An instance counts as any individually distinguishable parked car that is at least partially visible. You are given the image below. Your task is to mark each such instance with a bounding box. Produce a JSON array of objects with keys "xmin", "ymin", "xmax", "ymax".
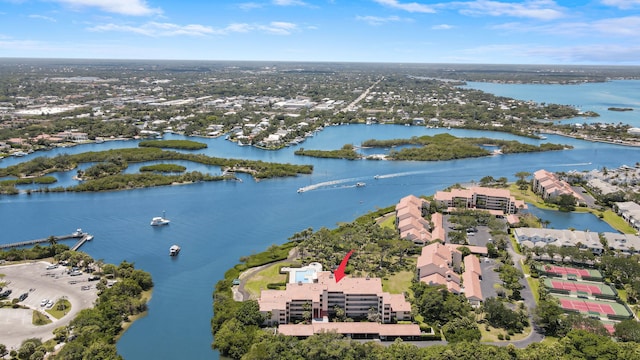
[
  {"xmin": 45, "ymin": 300, "xmax": 54, "ymax": 309},
  {"xmin": 69, "ymin": 271, "xmax": 82, "ymax": 276},
  {"xmin": 40, "ymin": 298, "xmax": 49, "ymax": 307},
  {"xmin": 87, "ymin": 275, "xmax": 101, "ymax": 281},
  {"xmin": 18, "ymin": 293, "xmax": 28, "ymax": 301},
  {"xmin": 46, "ymin": 264, "xmax": 58, "ymax": 270},
  {"xmin": 0, "ymin": 289, "xmax": 12, "ymax": 298}
]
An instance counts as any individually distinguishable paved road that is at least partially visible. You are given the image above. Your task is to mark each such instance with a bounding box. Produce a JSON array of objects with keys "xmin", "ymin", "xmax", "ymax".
[
  {"xmin": 232, "ymin": 248, "xmax": 299, "ymax": 301},
  {"xmin": 0, "ymin": 261, "xmax": 99, "ymax": 351}
]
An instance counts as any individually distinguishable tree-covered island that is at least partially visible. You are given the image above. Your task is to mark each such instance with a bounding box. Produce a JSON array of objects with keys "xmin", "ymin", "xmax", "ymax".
[
  {"xmin": 295, "ymin": 134, "xmax": 570, "ymax": 161},
  {"xmin": 138, "ymin": 139, "xmax": 208, "ymax": 150},
  {"xmin": 0, "ymin": 148, "xmax": 313, "ymax": 194}
]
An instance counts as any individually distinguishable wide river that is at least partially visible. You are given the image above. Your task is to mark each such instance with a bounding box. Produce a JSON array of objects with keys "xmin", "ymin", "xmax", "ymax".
[{"xmin": 1, "ymin": 81, "xmax": 639, "ymax": 359}]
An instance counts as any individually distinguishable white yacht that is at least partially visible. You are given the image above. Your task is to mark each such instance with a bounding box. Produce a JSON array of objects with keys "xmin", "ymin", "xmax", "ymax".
[
  {"xmin": 169, "ymin": 245, "xmax": 181, "ymax": 256},
  {"xmin": 356, "ymin": 182, "xmax": 366, "ymax": 187},
  {"xmin": 150, "ymin": 211, "xmax": 170, "ymax": 226}
]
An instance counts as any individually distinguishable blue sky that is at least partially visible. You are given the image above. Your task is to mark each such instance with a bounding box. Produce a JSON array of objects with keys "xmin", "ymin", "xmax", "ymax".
[{"xmin": 1, "ymin": 0, "xmax": 639, "ymax": 64}]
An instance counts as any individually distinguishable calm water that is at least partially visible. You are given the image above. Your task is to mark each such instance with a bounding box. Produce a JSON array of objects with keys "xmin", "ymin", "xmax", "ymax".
[
  {"xmin": 525, "ymin": 206, "xmax": 616, "ymax": 233},
  {"xmin": 463, "ymin": 80, "xmax": 640, "ymax": 127},
  {"xmin": 1, "ymin": 83, "xmax": 640, "ymax": 359}
]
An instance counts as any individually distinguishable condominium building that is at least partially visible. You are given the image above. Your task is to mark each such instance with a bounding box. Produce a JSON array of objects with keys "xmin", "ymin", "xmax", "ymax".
[
  {"xmin": 416, "ymin": 242, "xmax": 485, "ymax": 305},
  {"xmin": 433, "ymin": 186, "xmax": 525, "ymax": 214},
  {"xmin": 532, "ymin": 169, "xmax": 585, "ymax": 203},
  {"xmin": 395, "ymin": 194, "xmax": 445, "ymax": 244},
  {"xmin": 258, "ymin": 271, "xmax": 412, "ymax": 326}
]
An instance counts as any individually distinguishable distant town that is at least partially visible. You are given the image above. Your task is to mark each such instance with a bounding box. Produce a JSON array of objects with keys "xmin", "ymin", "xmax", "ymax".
[{"xmin": 1, "ymin": 60, "xmax": 639, "ymax": 159}]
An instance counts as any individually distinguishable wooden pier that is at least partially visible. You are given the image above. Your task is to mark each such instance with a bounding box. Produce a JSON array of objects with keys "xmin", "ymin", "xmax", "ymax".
[
  {"xmin": 0, "ymin": 230, "xmax": 94, "ymax": 251},
  {"xmin": 70, "ymin": 234, "xmax": 94, "ymax": 251}
]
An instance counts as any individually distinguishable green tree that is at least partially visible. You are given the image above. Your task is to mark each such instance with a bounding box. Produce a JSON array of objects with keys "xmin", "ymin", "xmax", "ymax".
[
  {"xmin": 236, "ymin": 300, "xmax": 265, "ymax": 326},
  {"xmin": 561, "ymin": 329, "xmax": 619, "ymax": 360},
  {"xmin": 533, "ymin": 298, "xmax": 568, "ymax": 336},
  {"xmin": 212, "ymin": 318, "xmax": 257, "ymax": 359},
  {"xmin": 614, "ymin": 319, "xmax": 640, "ymax": 342},
  {"xmin": 442, "ymin": 316, "xmax": 481, "ymax": 343}
]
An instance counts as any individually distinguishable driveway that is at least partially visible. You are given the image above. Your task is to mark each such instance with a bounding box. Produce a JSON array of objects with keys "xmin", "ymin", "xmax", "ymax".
[{"xmin": 0, "ymin": 261, "xmax": 99, "ymax": 351}]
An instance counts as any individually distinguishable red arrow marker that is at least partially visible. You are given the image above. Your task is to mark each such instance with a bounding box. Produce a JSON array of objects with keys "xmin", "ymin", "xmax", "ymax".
[{"xmin": 334, "ymin": 250, "xmax": 354, "ymax": 283}]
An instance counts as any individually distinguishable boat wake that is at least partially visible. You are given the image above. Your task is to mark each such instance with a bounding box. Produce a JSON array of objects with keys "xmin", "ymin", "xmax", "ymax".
[
  {"xmin": 298, "ymin": 177, "xmax": 365, "ymax": 193},
  {"xmin": 373, "ymin": 170, "xmax": 431, "ymax": 179}
]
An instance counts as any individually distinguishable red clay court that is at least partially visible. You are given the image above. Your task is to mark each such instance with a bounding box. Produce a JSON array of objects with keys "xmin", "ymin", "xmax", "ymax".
[
  {"xmin": 559, "ymin": 298, "xmax": 615, "ymax": 315},
  {"xmin": 550, "ymin": 280, "xmax": 601, "ymax": 294},
  {"xmin": 544, "ymin": 265, "xmax": 590, "ymax": 277}
]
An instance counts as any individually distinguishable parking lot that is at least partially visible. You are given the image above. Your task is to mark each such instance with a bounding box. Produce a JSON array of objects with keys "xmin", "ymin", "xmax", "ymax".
[{"xmin": 0, "ymin": 261, "xmax": 98, "ymax": 351}]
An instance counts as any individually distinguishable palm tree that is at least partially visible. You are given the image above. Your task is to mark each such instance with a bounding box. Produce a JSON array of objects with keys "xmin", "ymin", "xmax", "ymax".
[{"xmin": 47, "ymin": 236, "xmax": 57, "ymax": 246}]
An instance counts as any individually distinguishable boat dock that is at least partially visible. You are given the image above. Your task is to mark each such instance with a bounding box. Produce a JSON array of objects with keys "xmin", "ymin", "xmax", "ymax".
[
  {"xmin": 70, "ymin": 234, "xmax": 94, "ymax": 251},
  {"xmin": 0, "ymin": 230, "xmax": 94, "ymax": 251}
]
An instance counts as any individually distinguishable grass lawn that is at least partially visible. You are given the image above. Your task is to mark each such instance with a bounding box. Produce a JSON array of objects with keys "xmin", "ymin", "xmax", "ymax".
[
  {"xmin": 33, "ymin": 310, "xmax": 52, "ymax": 325},
  {"xmin": 480, "ymin": 323, "xmax": 531, "ymax": 342},
  {"xmin": 521, "ymin": 260, "xmax": 540, "ymax": 303},
  {"xmin": 379, "ymin": 215, "xmax": 396, "ymax": 230},
  {"xmin": 508, "ymin": 184, "xmax": 557, "ymax": 210},
  {"xmin": 601, "ymin": 210, "xmax": 637, "ymax": 234},
  {"xmin": 46, "ymin": 299, "xmax": 71, "ymax": 319},
  {"xmin": 510, "ymin": 235, "xmax": 522, "ymax": 255},
  {"xmin": 617, "ymin": 288, "xmax": 628, "ymax": 302},
  {"xmin": 382, "ymin": 270, "xmax": 414, "ymax": 294},
  {"xmin": 244, "ymin": 262, "xmax": 292, "ymax": 299}
]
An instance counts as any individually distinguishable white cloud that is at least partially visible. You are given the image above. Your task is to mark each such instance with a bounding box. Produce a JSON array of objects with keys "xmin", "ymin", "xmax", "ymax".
[
  {"xmin": 525, "ymin": 44, "xmax": 640, "ymax": 63},
  {"xmin": 492, "ymin": 16, "xmax": 640, "ymax": 38},
  {"xmin": 29, "ymin": 14, "xmax": 57, "ymax": 22},
  {"xmin": 373, "ymin": 0, "xmax": 436, "ymax": 13},
  {"xmin": 238, "ymin": 2, "xmax": 263, "ymax": 10},
  {"xmin": 88, "ymin": 22, "xmax": 214, "ymax": 36},
  {"xmin": 87, "ymin": 20, "xmax": 301, "ymax": 37},
  {"xmin": 53, "ymin": 0, "xmax": 162, "ymax": 16},
  {"xmin": 451, "ymin": 0, "xmax": 565, "ymax": 20},
  {"xmin": 432, "ymin": 24, "xmax": 454, "ymax": 29},
  {"xmin": 356, "ymin": 15, "xmax": 404, "ymax": 26},
  {"xmin": 273, "ymin": 0, "xmax": 307, "ymax": 6},
  {"xmin": 593, "ymin": 16, "xmax": 640, "ymax": 36},
  {"xmin": 258, "ymin": 21, "xmax": 298, "ymax": 35},
  {"xmin": 225, "ymin": 23, "xmax": 253, "ymax": 33},
  {"xmin": 601, "ymin": 0, "xmax": 640, "ymax": 9}
]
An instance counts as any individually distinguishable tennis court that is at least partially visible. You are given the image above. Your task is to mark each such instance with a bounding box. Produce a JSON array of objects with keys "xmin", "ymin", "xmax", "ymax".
[
  {"xmin": 539, "ymin": 265, "xmax": 602, "ymax": 279},
  {"xmin": 544, "ymin": 279, "xmax": 616, "ymax": 296},
  {"xmin": 553, "ymin": 295, "xmax": 631, "ymax": 317}
]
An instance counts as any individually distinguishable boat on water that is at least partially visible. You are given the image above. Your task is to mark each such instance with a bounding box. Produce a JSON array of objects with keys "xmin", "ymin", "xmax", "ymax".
[
  {"xmin": 169, "ymin": 245, "xmax": 181, "ymax": 256},
  {"xmin": 297, "ymin": 188, "xmax": 305, "ymax": 193},
  {"xmin": 356, "ymin": 182, "xmax": 366, "ymax": 187},
  {"xmin": 374, "ymin": 175, "xmax": 380, "ymax": 180},
  {"xmin": 150, "ymin": 211, "xmax": 170, "ymax": 226}
]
